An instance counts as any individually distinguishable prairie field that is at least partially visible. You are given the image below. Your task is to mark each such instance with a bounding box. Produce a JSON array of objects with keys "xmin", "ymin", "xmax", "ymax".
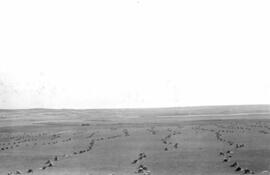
[{"xmin": 0, "ymin": 105, "xmax": 270, "ymax": 175}]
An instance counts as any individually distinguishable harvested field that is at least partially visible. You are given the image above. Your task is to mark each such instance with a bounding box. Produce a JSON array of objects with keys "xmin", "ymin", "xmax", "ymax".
[{"xmin": 0, "ymin": 105, "xmax": 270, "ymax": 175}]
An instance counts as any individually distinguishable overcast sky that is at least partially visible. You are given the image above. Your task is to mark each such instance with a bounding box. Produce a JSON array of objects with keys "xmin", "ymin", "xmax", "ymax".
[{"xmin": 0, "ymin": 0, "xmax": 270, "ymax": 109}]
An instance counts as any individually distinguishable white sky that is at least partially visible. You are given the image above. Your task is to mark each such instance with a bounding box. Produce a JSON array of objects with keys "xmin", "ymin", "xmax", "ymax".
[{"xmin": 0, "ymin": 0, "xmax": 270, "ymax": 109}]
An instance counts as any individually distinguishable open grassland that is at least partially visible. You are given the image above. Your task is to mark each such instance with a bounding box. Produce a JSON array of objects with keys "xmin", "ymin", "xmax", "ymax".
[{"xmin": 0, "ymin": 105, "xmax": 270, "ymax": 175}]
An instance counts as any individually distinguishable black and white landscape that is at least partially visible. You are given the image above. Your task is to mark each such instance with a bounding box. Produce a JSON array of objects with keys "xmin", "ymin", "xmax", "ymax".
[
  {"xmin": 1, "ymin": 105, "xmax": 270, "ymax": 175},
  {"xmin": 1, "ymin": 0, "xmax": 270, "ymax": 174}
]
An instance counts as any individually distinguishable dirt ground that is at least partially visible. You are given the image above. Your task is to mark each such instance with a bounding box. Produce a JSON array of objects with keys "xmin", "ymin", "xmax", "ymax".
[{"xmin": 0, "ymin": 106, "xmax": 270, "ymax": 175}]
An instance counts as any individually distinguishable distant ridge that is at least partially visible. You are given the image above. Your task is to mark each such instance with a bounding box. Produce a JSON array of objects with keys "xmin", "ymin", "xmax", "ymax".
[
  {"xmin": 0, "ymin": 104, "xmax": 270, "ymax": 116},
  {"xmin": 0, "ymin": 105, "xmax": 270, "ymax": 125}
]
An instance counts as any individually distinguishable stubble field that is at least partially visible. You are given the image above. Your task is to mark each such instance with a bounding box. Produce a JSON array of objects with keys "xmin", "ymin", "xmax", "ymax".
[{"xmin": 0, "ymin": 105, "xmax": 270, "ymax": 175}]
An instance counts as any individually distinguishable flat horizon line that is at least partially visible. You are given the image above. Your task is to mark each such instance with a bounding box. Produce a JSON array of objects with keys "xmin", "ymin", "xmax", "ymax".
[{"xmin": 0, "ymin": 104, "xmax": 270, "ymax": 111}]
